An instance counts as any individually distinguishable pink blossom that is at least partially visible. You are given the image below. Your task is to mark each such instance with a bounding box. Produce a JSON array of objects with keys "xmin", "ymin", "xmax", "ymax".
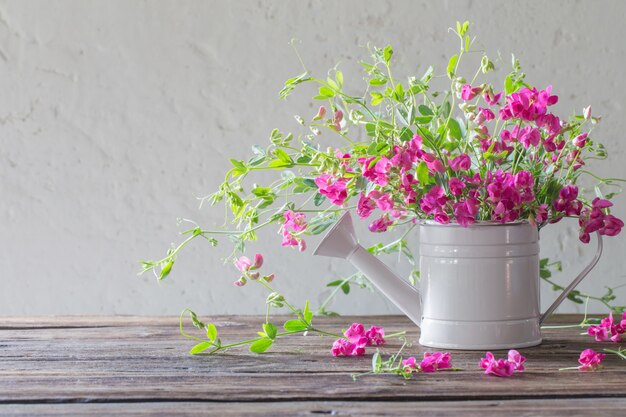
[
  {"xmin": 420, "ymin": 351, "xmax": 452, "ymax": 373},
  {"xmin": 402, "ymin": 356, "xmax": 418, "ymax": 372},
  {"xmin": 461, "ymin": 84, "xmax": 482, "ymax": 100},
  {"xmin": 449, "ymin": 154, "xmax": 471, "ymax": 172},
  {"xmin": 587, "ymin": 312, "xmax": 626, "ymax": 343},
  {"xmin": 420, "ymin": 186, "xmax": 448, "ymax": 215},
  {"xmin": 331, "ymin": 339, "xmax": 365, "ymax": 357},
  {"xmin": 281, "ymin": 210, "xmax": 307, "ymax": 251},
  {"xmin": 507, "ymin": 350, "xmax": 526, "ymax": 371},
  {"xmin": 313, "ymin": 105, "xmax": 327, "ymax": 120},
  {"xmin": 423, "ymin": 153, "xmax": 446, "ymax": 174},
  {"xmin": 234, "ymin": 254, "xmax": 263, "ymax": 273},
  {"xmin": 449, "ymin": 177, "xmax": 466, "ymax": 195},
  {"xmin": 368, "ymin": 214, "xmax": 394, "ymax": 232},
  {"xmin": 453, "ymin": 199, "xmax": 478, "ymax": 227},
  {"xmin": 333, "ymin": 110, "xmax": 343, "ymax": 132},
  {"xmin": 474, "ymin": 107, "xmax": 495, "ymax": 124},
  {"xmin": 535, "ymin": 204, "xmax": 549, "ymax": 223},
  {"xmin": 499, "ymin": 86, "xmax": 557, "ymax": 122},
  {"xmin": 233, "ymin": 277, "xmax": 247, "ymax": 287},
  {"xmin": 368, "ymin": 190, "xmax": 394, "ymax": 212},
  {"xmin": 578, "ymin": 349, "xmax": 605, "ymax": 371},
  {"xmin": 479, "ymin": 350, "xmax": 526, "ymax": 377},
  {"xmin": 365, "ymin": 326, "xmax": 386, "ymax": 346},
  {"xmin": 483, "ymin": 90, "xmax": 503, "ymax": 106},
  {"xmin": 573, "ymin": 133, "xmax": 587, "ymax": 148},
  {"xmin": 315, "ymin": 174, "xmax": 349, "ymax": 206},
  {"xmin": 331, "ymin": 323, "xmax": 386, "ymax": 357},
  {"xmin": 583, "ymin": 106, "xmax": 592, "ymax": 120},
  {"xmin": 518, "ymin": 126, "xmax": 541, "ymax": 148},
  {"xmin": 357, "ymin": 193, "xmax": 376, "ymax": 219},
  {"xmin": 359, "ymin": 156, "xmax": 392, "ymax": 187}
]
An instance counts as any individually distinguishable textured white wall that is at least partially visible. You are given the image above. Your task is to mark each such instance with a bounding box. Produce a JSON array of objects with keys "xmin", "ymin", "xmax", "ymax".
[{"xmin": 1, "ymin": 0, "xmax": 625, "ymax": 316}]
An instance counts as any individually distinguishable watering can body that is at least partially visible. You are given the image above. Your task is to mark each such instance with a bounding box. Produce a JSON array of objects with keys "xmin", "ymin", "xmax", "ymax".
[{"xmin": 314, "ymin": 212, "xmax": 602, "ymax": 350}]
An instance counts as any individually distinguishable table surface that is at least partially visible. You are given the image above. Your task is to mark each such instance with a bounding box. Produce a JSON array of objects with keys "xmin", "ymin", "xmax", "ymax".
[{"xmin": 1, "ymin": 314, "xmax": 625, "ymax": 416}]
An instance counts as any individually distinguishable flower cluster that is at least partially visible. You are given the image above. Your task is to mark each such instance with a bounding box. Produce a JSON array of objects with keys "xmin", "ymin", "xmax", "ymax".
[
  {"xmin": 281, "ymin": 210, "xmax": 308, "ymax": 251},
  {"xmin": 479, "ymin": 350, "xmax": 526, "ymax": 377},
  {"xmin": 233, "ymin": 254, "xmax": 274, "ymax": 286},
  {"xmin": 587, "ymin": 311, "xmax": 626, "ymax": 343},
  {"xmin": 331, "ymin": 323, "xmax": 386, "ymax": 357},
  {"xmin": 578, "ymin": 198, "xmax": 624, "ymax": 243},
  {"xmin": 578, "ymin": 349, "xmax": 605, "ymax": 371},
  {"xmin": 402, "ymin": 351, "xmax": 452, "ymax": 373}
]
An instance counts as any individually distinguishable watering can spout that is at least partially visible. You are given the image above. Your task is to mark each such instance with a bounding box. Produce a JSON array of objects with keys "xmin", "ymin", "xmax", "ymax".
[{"xmin": 314, "ymin": 211, "xmax": 422, "ymax": 327}]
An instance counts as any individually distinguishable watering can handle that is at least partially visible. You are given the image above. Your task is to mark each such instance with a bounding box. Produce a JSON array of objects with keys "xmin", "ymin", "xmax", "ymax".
[{"xmin": 539, "ymin": 231, "xmax": 603, "ymax": 325}]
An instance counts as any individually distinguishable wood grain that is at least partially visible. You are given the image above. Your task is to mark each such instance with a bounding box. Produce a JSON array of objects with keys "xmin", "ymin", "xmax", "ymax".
[{"xmin": 1, "ymin": 315, "xmax": 624, "ymax": 416}]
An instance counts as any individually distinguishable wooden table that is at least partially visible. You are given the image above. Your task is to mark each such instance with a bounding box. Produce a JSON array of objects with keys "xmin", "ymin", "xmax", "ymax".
[{"xmin": 1, "ymin": 315, "xmax": 625, "ymax": 416}]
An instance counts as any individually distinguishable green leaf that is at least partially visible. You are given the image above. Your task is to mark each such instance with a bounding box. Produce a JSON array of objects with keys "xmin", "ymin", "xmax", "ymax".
[
  {"xmin": 190, "ymin": 341, "xmax": 212, "ymax": 355},
  {"xmin": 447, "ymin": 54, "xmax": 458, "ymax": 79},
  {"xmin": 369, "ymin": 77, "xmax": 388, "ymax": 86},
  {"xmin": 540, "ymin": 269, "xmax": 552, "ymax": 279},
  {"xmin": 416, "ymin": 161, "xmax": 430, "ymax": 185},
  {"xmin": 341, "ymin": 282, "xmax": 350, "ymax": 295},
  {"xmin": 418, "ymin": 104, "xmax": 433, "ymax": 116},
  {"xmin": 313, "ymin": 192, "xmax": 326, "ymax": 207},
  {"xmin": 372, "ymin": 350, "xmax": 382, "ymax": 372},
  {"xmin": 159, "ymin": 260, "xmax": 174, "ymax": 281},
  {"xmin": 383, "ymin": 45, "xmax": 393, "ymax": 63},
  {"xmin": 335, "ymin": 70, "xmax": 343, "ymax": 87},
  {"xmin": 448, "ymin": 119, "xmax": 462, "ymax": 140},
  {"xmin": 539, "ymin": 258, "xmax": 549, "ymax": 268},
  {"xmin": 370, "ymin": 92, "xmax": 384, "ymax": 106},
  {"xmin": 283, "ymin": 319, "xmax": 308, "ymax": 332},
  {"xmin": 318, "ymin": 86, "xmax": 335, "ymax": 98},
  {"xmin": 327, "ymin": 280, "xmax": 343, "ymax": 287},
  {"xmin": 274, "ymin": 148, "xmax": 293, "ymax": 164},
  {"xmin": 249, "ymin": 338, "xmax": 273, "ymax": 353},
  {"xmin": 303, "ymin": 300, "xmax": 313, "ymax": 323},
  {"xmin": 505, "ymin": 74, "xmax": 514, "ymax": 95},
  {"xmin": 263, "ymin": 322, "xmax": 277, "ymax": 340},
  {"xmin": 206, "ymin": 323, "xmax": 217, "ymax": 342}
]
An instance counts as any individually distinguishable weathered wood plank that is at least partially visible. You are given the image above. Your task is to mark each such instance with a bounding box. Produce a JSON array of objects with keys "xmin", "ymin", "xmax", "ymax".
[
  {"xmin": 2, "ymin": 399, "xmax": 626, "ymax": 417},
  {"xmin": 0, "ymin": 315, "xmax": 624, "ymax": 405}
]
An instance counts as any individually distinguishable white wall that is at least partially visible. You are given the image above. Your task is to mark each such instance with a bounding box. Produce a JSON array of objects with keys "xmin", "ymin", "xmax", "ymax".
[{"xmin": 1, "ymin": 0, "xmax": 625, "ymax": 316}]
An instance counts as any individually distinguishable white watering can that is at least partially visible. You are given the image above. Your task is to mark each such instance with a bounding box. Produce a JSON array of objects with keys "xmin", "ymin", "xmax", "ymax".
[{"xmin": 314, "ymin": 211, "xmax": 603, "ymax": 350}]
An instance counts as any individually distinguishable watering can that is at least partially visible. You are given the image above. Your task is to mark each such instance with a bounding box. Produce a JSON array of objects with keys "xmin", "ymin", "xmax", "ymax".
[{"xmin": 314, "ymin": 211, "xmax": 603, "ymax": 350}]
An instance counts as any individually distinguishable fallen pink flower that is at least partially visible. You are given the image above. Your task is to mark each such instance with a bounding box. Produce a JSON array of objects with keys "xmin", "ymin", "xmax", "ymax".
[
  {"xmin": 479, "ymin": 350, "xmax": 525, "ymax": 377},
  {"xmin": 420, "ymin": 351, "xmax": 452, "ymax": 373},
  {"xmin": 578, "ymin": 349, "xmax": 605, "ymax": 371}
]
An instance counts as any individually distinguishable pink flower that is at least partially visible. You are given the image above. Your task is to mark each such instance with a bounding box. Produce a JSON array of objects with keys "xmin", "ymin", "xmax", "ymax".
[
  {"xmin": 449, "ymin": 154, "xmax": 471, "ymax": 172},
  {"xmin": 474, "ymin": 107, "xmax": 495, "ymax": 124},
  {"xmin": 402, "ymin": 356, "xmax": 418, "ymax": 372},
  {"xmin": 234, "ymin": 254, "xmax": 263, "ymax": 273},
  {"xmin": 357, "ymin": 193, "xmax": 376, "ymax": 219},
  {"xmin": 420, "ymin": 186, "xmax": 448, "ymax": 215},
  {"xmin": 518, "ymin": 126, "xmax": 541, "ymax": 148},
  {"xmin": 423, "ymin": 153, "xmax": 446, "ymax": 174},
  {"xmin": 507, "ymin": 349, "xmax": 526, "ymax": 371},
  {"xmin": 461, "ymin": 84, "xmax": 481, "ymax": 100},
  {"xmin": 331, "ymin": 339, "xmax": 365, "ymax": 357},
  {"xmin": 365, "ymin": 326, "xmax": 386, "ymax": 346},
  {"xmin": 332, "ymin": 323, "xmax": 386, "ymax": 357},
  {"xmin": 368, "ymin": 214, "xmax": 394, "ymax": 232},
  {"xmin": 453, "ymin": 199, "xmax": 478, "ymax": 227},
  {"xmin": 420, "ymin": 352, "xmax": 452, "ymax": 373},
  {"xmin": 315, "ymin": 174, "xmax": 349, "ymax": 206},
  {"xmin": 573, "ymin": 133, "xmax": 588, "ymax": 148},
  {"xmin": 483, "ymin": 90, "xmax": 503, "ymax": 106},
  {"xmin": 313, "ymin": 105, "xmax": 327, "ymax": 120},
  {"xmin": 479, "ymin": 350, "xmax": 526, "ymax": 377},
  {"xmin": 359, "ymin": 156, "xmax": 392, "ymax": 186},
  {"xmin": 368, "ymin": 191, "xmax": 394, "ymax": 212},
  {"xmin": 578, "ymin": 349, "xmax": 605, "ymax": 371},
  {"xmin": 587, "ymin": 312, "xmax": 626, "ymax": 343},
  {"xmin": 333, "ymin": 110, "xmax": 343, "ymax": 132},
  {"xmin": 281, "ymin": 210, "xmax": 307, "ymax": 251},
  {"xmin": 449, "ymin": 177, "xmax": 466, "ymax": 195}
]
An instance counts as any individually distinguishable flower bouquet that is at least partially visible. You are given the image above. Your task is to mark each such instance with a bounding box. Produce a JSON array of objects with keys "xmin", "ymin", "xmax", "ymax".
[{"xmin": 141, "ymin": 22, "xmax": 624, "ymax": 374}]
